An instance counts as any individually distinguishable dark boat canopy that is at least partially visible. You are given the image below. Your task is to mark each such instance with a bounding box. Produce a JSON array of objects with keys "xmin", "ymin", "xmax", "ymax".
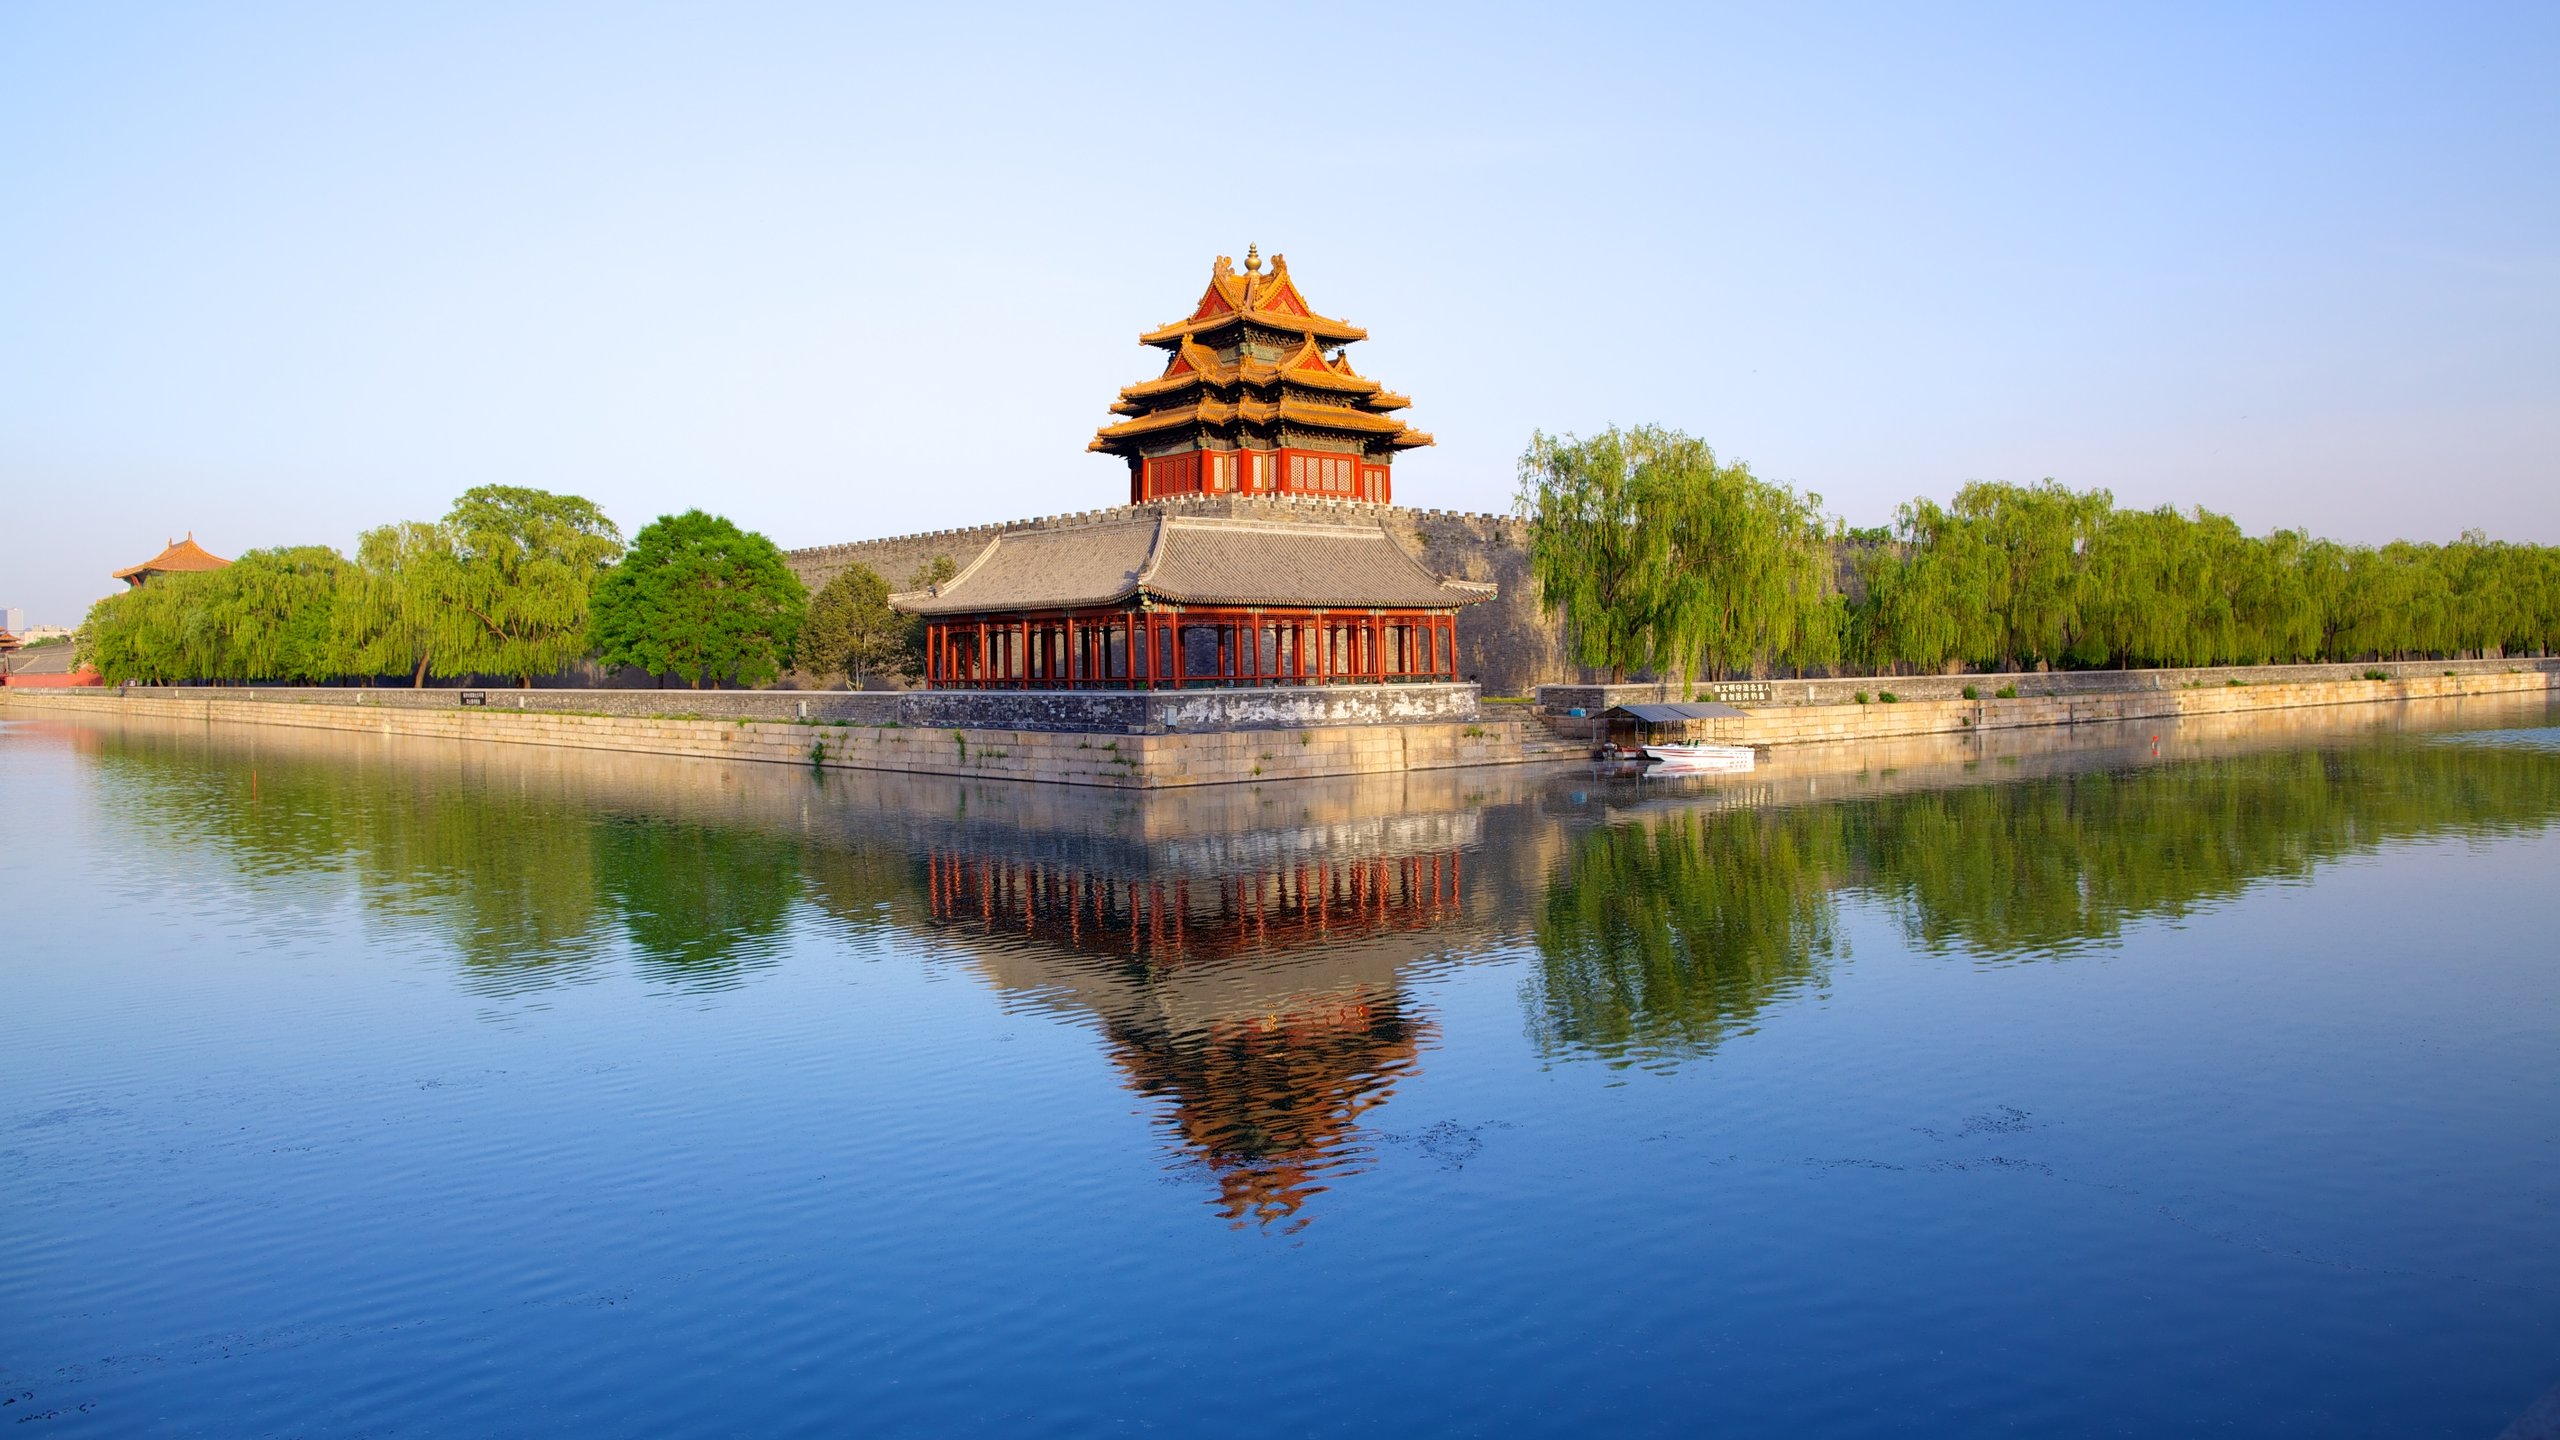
[{"xmin": 1602, "ymin": 701, "xmax": 1749, "ymax": 724}]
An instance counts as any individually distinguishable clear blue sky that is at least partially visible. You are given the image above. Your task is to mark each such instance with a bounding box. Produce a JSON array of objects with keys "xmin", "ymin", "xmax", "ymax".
[{"xmin": 3, "ymin": 2, "xmax": 2554, "ymax": 625}]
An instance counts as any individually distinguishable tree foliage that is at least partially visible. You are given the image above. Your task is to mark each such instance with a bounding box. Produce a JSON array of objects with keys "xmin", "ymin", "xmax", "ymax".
[
  {"xmin": 80, "ymin": 488, "xmax": 622, "ymax": 687},
  {"xmin": 1518, "ymin": 439, "xmax": 2560, "ymax": 679},
  {"xmin": 798, "ymin": 564, "xmax": 910, "ymax": 689},
  {"xmin": 334, "ymin": 520, "xmax": 457, "ymax": 686},
  {"xmin": 1848, "ymin": 487, "xmax": 2560, "ymax": 672},
  {"xmin": 590, "ymin": 510, "xmax": 808, "ymax": 688},
  {"xmin": 438, "ymin": 486, "xmax": 624, "ymax": 684},
  {"xmin": 1518, "ymin": 426, "xmax": 1841, "ymax": 683},
  {"xmin": 79, "ymin": 546, "xmax": 352, "ymax": 684}
]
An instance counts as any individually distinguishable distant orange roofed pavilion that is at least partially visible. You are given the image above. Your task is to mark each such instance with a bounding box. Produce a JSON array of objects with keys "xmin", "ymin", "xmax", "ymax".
[
  {"xmin": 112, "ymin": 534, "xmax": 231, "ymax": 588},
  {"xmin": 1091, "ymin": 245, "xmax": 1432, "ymax": 506}
]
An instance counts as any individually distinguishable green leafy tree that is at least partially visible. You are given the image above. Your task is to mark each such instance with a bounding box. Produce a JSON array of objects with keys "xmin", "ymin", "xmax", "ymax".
[
  {"xmin": 590, "ymin": 510, "xmax": 808, "ymax": 688},
  {"xmin": 210, "ymin": 546, "xmax": 350, "ymax": 681},
  {"xmin": 1517, "ymin": 427, "xmax": 1685, "ymax": 682},
  {"xmin": 799, "ymin": 564, "xmax": 910, "ymax": 689},
  {"xmin": 80, "ymin": 549, "xmax": 348, "ymax": 683},
  {"xmin": 334, "ymin": 520, "xmax": 458, "ymax": 686},
  {"xmin": 1664, "ymin": 459, "xmax": 1842, "ymax": 681},
  {"xmin": 440, "ymin": 486, "xmax": 624, "ymax": 685},
  {"xmin": 1518, "ymin": 426, "xmax": 1838, "ymax": 683}
]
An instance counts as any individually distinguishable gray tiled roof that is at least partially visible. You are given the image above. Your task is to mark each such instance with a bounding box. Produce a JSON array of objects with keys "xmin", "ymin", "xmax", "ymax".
[
  {"xmin": 888, "ymin": 517, "xmax": 1159, "ymax": 616},
  {"xmin": 890, "ymin": 513, "xmax": 1494, "ymax": 616}
]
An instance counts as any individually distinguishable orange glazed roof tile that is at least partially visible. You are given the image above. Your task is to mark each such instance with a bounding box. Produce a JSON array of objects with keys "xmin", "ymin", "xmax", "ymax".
[
  {"xmin": 1097, "ymin": 250, "xmax": 1432, "ymax": 460},
  {"xmin": 1115, "ymin": 337, "xmax": 1393, "ymax": 405},
  {"xmin": 1088, "ymin": 398, "xmax": 1421, "ymax": 448},
  {"xmin": 1139, "ymin": 253, "xmax": 1369, "ymax": 346},
  {"xmin": 112, "ymin": 533, "xmax": 231, "ymax": 583}
]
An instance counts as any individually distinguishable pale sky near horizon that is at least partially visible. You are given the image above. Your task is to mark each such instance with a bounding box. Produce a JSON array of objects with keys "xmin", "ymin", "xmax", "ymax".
[{"xmin": 3, "ymin": 2, "xmax": 2554, "ymax": 625}]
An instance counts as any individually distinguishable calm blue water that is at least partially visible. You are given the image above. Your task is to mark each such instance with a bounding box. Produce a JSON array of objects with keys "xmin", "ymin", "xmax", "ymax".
[{"xmin": 4, "ymin": 698, "xmax": 2558, "ymax": 1437}]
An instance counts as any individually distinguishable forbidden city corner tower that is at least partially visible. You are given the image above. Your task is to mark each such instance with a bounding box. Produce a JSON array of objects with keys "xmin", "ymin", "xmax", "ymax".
[{"xmin": 1090, "ymin": 246, "xmax": 1433, "ymax": 506}]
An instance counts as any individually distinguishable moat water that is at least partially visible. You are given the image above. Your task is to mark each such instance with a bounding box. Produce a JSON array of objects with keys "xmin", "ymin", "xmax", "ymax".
[{"xmin": 5, "ymin": 697, "xmax": 2558, "ymax": 1437}]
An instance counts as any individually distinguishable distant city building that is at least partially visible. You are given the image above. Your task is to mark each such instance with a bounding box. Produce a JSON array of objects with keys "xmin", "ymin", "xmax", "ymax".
[
  {"xmin": 112, "ymin": 534, "xmax": 231, "ymax": 588},
  {"xmin": 1, "ymin": 607, "xmax": 22, "ymax": 635}
]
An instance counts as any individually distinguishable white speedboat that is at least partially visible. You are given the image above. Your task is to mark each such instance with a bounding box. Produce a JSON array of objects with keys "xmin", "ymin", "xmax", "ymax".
[{"xmin": 1641, "ymin": 742, "xmax": 1757, "ymax": 773}]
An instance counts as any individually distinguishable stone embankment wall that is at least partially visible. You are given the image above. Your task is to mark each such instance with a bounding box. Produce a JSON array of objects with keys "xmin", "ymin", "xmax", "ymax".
[
  {"xmin": 1539, "ymin": 656, "xmax": 2559, "ymax": 714},
  {"xmin": 96, "ymin": 682, "xmax": 1480, "ymax": 733},
  {"xmin": 1705, "ymin": 669, "xmax": 2550, "ymax": 747},
  {"xmin": 785, "ymin": 495, "xmax": 1567, "ymax": 699},
  {"xmin": 15, "ymin": 665, "xmax": 2546, "ymax": 790},
  {"xmin": 4, "ymin": 689, "xmax": 1525, "ymax": 790}
]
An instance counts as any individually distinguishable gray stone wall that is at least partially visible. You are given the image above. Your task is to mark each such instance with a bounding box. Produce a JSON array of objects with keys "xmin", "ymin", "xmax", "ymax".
[
  {"xmin": 1537, "ymin": 655, "xmax": 2560, "ymax": 713},
  {"xmin": 783, "ymin": 495, "xmax": 1564, "ymax": 698},
  {"xmin": 109, "ymin": 681, "xmax": 1481, "ymax": 734}
]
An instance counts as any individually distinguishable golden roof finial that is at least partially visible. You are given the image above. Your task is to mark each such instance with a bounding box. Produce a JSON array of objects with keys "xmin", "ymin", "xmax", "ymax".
[{"xmin": 1243, "ymin": 243, "xmax": 1261, "ymax": 274}]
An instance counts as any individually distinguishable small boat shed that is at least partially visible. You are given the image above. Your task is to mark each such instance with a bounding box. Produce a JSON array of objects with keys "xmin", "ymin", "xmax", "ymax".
[{"xmin": 1599, "ymin": 700, "xmax": 1749, "ymax": 746}]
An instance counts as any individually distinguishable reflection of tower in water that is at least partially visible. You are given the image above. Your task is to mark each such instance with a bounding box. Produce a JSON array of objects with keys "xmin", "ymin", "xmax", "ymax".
[
  {"xmin": 925, "ymin": 849, "xmax": 1461, "ymax": 959},
  {"xmin": 927, "ymin": 845, "xmax": 1465, "ymax": 1229}
]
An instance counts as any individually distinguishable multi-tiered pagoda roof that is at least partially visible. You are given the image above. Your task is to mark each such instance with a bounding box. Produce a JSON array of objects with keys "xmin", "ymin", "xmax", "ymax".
[
  {"xmin": 1091, "ymin": 247, "xmax": 1431, "ymax": 505},
  {"xmin": 890, "ymin": 250, "xmax": 1489, "ymax": 694}
]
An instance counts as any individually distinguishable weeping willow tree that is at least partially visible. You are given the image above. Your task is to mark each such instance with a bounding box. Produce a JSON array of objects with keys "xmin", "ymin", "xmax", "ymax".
[
  {"xmin": 1853, "ymin": 498, "xmax": 2004, "ymax": 674},
  {"xmin": 78, "ymin": 547, "xmax": 349, "ymax": 683},
  {"xmin": 1518, "ymin": 426, "xmax": 1842, "ymax": 684},
  {"xmin": 334, "ymin": 520, "xmax": 458, "ymax": 686},
  {"xmin": 440, "ymin": 486, "xmax": 624, "ymax": 685},
  {"xmin": 79, "ymin": 487, "xmax": 624, "ymax": 687},
  {"xmin": 1516, "ymin": 427, "xmax": 1684, "ymax": 682},
  {"xmin": 1664, "ymin": 455, "xmax": 1843, "ymax": 681},
  {"xmin": 80, "ymin": 574, "xmax": 206, "ymax": 683},
  {"xmin": 1851, "ymin": 487, "xmax": 2560, "ymax": 671}
]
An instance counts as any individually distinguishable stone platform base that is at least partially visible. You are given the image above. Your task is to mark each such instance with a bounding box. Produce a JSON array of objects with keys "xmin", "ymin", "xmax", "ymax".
[
  {"xmin": 2, "ymin": 689, "xmax": 1523, "ymax": 789},
  {"xmin": 11, "ymin": 668, "xmax": 2547, "ymax": 789},
  {"xmin": 98, "ymin": 681, "xmax": 1479, "ymax": 733}
]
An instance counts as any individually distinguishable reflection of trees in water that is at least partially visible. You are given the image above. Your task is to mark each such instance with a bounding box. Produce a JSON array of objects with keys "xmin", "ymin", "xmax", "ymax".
[
  {"xmin": 79, "ymin": 717, "xmax": 2560, "ymax": 1192},
  {"xmin": 593, "ymin": 816, "xmax": 802, "ymax": 987},
  {"xmin": 90, "ymin": 741, "xmax": 613, "ymax": 984},
  {"xmin": 798, "ymin": 842, "xmax": 922, "ymax": 949},
  {"xmin": 1531, "ymin": 808, "xmax": 1846, "ymax": 1068},
  {"xmin": 1857, "ymin": 744, "xmax": 2560, "ymax": 959},
  {"xmin": 82, "ymin": 730, "xmax": 894, "ymax": 989},
  {"xmin": 1532, "ymin": 739, "xmax": 2560, "ymax": 1066}
]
